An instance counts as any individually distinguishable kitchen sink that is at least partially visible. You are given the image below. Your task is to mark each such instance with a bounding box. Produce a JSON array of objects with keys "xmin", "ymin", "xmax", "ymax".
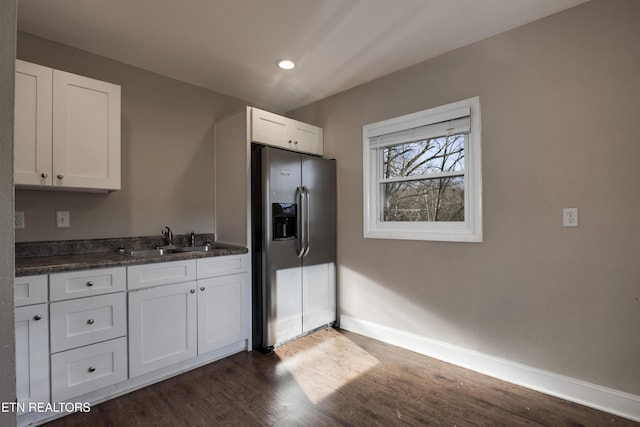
[{"xmin": 118, "ymin": 245, "xmax": 213, "ymax": 257}]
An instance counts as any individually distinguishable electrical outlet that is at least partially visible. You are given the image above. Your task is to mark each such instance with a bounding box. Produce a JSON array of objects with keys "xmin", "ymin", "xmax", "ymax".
[
  {"xmin": 563, "ymin": 208, "xmax": 578, "ymax": 227},
  {"xmin": 15, "ymin": 211, "xmax": 25, "ymax": 229},
  {"xmin": 56, "ymin": 211, "xmax": 70, "ymax": 228}
]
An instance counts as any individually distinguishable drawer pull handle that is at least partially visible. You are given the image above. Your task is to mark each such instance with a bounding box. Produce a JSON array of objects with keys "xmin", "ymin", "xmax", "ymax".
[
  {"xmin": 87, "ymin": 319, "xmax": 95, "ymax": 325},
  {"xmin": 33, "ymin": 314, "xmax": 43, "ymax": 321},
  {"xmin": 87, "ymin": 281, "xmax": 94, "ymax": 287},
  {"xmin": 88, "ymin": 366, "xmax": 96, "ymax": 373},
  {"xmin": 190, "ymin": 289, "xmax": 195, "ymax": 294},
  {"xmin": 200, "ymin": 286, "xmax": 205, "ymax": 291}
]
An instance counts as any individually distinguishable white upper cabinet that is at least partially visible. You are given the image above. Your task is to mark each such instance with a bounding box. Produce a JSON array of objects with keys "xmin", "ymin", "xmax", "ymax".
[
  {"xmin": 251, "ymin": 107, "xmax": 323, "ymax": 156},
  {"xmin": 15, "ymin": 60, "xmax": 121, "ymax": 191},
  {"xmin": 14, "ymin": 61, "xmax": 53, "ymax": 186},
  {"xmin": 52, "ymin": 69, "xmax": 121, "ymax": 190}
]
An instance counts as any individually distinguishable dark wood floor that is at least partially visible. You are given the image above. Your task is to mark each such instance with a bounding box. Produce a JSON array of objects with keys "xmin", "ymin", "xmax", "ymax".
[{"xmin": 45, "ymin": 328, "xmax": 637, "ymax": 426}]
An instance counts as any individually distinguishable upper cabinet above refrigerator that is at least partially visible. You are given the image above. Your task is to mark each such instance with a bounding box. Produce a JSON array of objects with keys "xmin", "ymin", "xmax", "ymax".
[
  {"xmin": 251, "ymin": 107, "xmax": 323, "ymax": 156},
  {"xmin": 214, "ymin": 107, "xmax": 326, "ymax": 247}
]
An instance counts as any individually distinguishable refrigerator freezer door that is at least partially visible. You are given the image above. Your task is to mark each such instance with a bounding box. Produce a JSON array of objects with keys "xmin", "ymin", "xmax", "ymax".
[
  {"xmin": 301, "ymin": 155, "xmax": 336, "ymax": 266},
  {"xmin": 301, "ymin": 153, "xmax": 337, "ymax": 334}
]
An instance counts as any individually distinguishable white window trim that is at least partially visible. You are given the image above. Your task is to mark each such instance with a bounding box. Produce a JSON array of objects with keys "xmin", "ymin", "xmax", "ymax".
[{"xmin": 363, "ymin": 96, "xmax": 482, "ymax": 242}]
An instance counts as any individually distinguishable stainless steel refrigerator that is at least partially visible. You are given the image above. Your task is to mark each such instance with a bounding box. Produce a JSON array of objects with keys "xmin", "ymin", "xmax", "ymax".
[{"xmin": 251, "ymin": 145, "xmax": 336, "ymax": 349}]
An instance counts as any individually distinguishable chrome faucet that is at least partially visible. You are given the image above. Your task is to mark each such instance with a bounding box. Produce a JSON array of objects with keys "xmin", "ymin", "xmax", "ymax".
[{"xmin": 162, "ymin": 226, "xmax": 173, "ymax": 246}]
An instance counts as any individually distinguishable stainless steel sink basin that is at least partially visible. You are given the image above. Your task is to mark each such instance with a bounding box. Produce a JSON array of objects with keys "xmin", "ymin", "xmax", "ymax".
[{"xmin": 118, "ymin": 245, "xmax": 213, "ymax": 257}]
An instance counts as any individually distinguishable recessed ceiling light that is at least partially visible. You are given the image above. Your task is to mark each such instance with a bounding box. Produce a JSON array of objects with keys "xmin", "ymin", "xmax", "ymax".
[{"xmin": 276, "ymin": 59, "xmax": 296, "ymax": 70}]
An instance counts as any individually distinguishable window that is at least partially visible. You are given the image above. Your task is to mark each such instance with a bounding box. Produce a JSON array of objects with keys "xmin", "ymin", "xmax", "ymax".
[{"xmin": 363, "ymin": 97, "xmax": 482, "ymax": 242}]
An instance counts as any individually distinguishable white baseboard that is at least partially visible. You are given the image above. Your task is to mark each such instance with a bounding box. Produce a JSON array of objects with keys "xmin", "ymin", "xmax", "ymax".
[{"xmin": 339, "ymin": 315, "xmax": 640, "ymax": 422}]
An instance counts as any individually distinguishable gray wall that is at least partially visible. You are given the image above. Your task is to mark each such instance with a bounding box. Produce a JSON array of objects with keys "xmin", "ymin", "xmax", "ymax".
[
  {"xmin": 0, "ymin": 0, "xmax": 17, "ymax": 425},
  {"xmin": 15, "ymin": 32, "xmax": 248, "ymax": 242},
  {"xmin": 291, "ymin": 0, "xmax": 640, "ymax": 395}
]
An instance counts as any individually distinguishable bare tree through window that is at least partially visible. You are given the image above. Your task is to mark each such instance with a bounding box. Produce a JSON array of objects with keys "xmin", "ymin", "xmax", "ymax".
[{"xmin": 381, "ymin": 134, "xmax": 465, "ymax": 222}]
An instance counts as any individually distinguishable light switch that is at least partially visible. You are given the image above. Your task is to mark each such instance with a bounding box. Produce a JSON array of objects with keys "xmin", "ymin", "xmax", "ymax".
[
  {"xmin": 56, "ymin": 211, "xmax": 70, "ymax": 228},
  {"xmin": 15, "ymin": 211, "xmax": 25, "ymax": 229}
]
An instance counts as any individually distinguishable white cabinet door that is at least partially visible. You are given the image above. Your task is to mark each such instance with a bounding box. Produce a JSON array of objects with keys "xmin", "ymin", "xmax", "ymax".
[
  {"xmin": 128, "ymin": 281, "xmax": 197, "ymax": 377},
  {"xmin": 292, "ymin": 120, "xmax": 323, "ymax": 156},
  {"xmin": 251, "ymin": 107, "xmax": 290, "ymax": 149},
  {"xmin": 251, "ymin": 107, "xmax": 323, "ymax": 156},
  {"xmin": 197, "ymin": 273, "xmax": 249, "ymax": 354},
  {"xmin": 52, "ymin": 69, "xmax": 121, "ymax": 190},
  {"xmin": 14, "ymin": 60, "xmax": 53, "ymax": 187},
  {"xmin": 15, "ymin": 304, "xmax": 49, "ymax": 410}
]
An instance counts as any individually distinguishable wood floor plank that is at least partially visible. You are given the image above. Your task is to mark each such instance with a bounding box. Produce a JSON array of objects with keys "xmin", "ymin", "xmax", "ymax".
[{"xmin": 44, "ymin": 328, "xmax": 638, "ymax": 427}]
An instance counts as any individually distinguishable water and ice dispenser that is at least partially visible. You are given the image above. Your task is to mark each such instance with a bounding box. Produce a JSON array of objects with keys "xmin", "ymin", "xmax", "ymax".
[{"xmin": 272, "ymin": 203, "xmax": 297, "ymax": 240}]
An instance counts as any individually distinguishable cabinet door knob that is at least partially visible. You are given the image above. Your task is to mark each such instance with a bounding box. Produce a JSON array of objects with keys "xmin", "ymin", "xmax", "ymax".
[
  {"xmin": 190, "ymin": 289, "xmax": 195, "ymax": 294},
  {"xmin": 40, "ymin": 172, "xmax": 48, "ymax": 179},
  {"xmin": 88, "ymin": 366, "xmax": 96, "ymax": 373},
  {"xmin": 87, "ymin": 319, "xmax": 95, "ymax": 325},
  {"xmin": 200, "ymin": 286, "xmax": 205, "ymax": 291},
  {"xmin": 86, "ymin": 281, "xmax": 94, "ymax": 287},
  {"xmin": 288, "ymin": 140, "xmax": 293, "ymax": 144},
  {"xmin": 294, "ymin": 140, "xmax": 298, "ymax": 145},
  {"xmin": 57, "ymin": 174, "xmax": 64, "ymax": 180},
  {"xmin": 33, "ymin": 314, "xmax": 43, "ymax": 321}
]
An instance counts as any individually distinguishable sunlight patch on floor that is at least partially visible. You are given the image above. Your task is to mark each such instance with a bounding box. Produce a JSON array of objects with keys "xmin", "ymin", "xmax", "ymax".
[{"xmin": 275, "ymin": 330, "xmax": 379, "ymax": 404}]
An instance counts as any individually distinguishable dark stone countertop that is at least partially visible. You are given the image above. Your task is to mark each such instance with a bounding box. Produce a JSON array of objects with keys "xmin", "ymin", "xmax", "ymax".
[{"xmin": 15, "ymin": 234, "xmax": 248, "ymax": 277}]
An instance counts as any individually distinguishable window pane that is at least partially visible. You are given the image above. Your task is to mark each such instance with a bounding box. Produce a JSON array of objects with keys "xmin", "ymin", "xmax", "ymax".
[
  {"xmin": 383, "ymin": 176, "xmax": 464, "ymax": 222},
  {"xmin": 382, "ymin": 134, "xmax": 465, "ymax": 179}
]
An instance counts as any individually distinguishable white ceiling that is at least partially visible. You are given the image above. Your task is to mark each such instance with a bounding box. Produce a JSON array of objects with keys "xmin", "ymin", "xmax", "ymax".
[{"xmin": 17, "ymin": 0, "xmax": 588, "ymax": 113}]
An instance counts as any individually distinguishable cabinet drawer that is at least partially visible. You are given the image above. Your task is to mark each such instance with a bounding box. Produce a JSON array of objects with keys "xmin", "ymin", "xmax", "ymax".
[
  {"xmin": 127, "ymin": 259, "xmax": 196, "ymax": 290},
  {"xmin": 14, "ymin": 275, "xmax": 48, "ymax": 306},
  {"xmin": 196, "ymin": 254, "xmax": 248, "ymax": 279},
  {"xmin": 50, "ymin": 293, "xmax": 126, "ymax": 353},
  {"xmin": 51, "ymin": 337, "xmax": 127, "ymax": 402},
  {"xmin": 50, "ymin": 267, "xmax": 126, "ymax": 301}
]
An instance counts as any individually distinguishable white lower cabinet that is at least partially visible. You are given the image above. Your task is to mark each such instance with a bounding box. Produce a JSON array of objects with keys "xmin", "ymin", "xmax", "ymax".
[
  {"xmin": 51, "ymin": 337, "xmax": 128, "ymax": 402},
  {"xmin": 128, "ymin": 280, "xmax": 198, "ymax": 377},
  {"xmin": 128, "ymin": 255, "xmax": 251, "ymax": 377},
  {"xmin": 15, "ymin": 303, "xmax": 49, "ymax": 410},
  {"xmin": 197, "ymin": 273, "xmax": 249, "ymax": 354},
  {"xmin": 16, "ymin": 253, "xmax": 249, "ymax": 425}
]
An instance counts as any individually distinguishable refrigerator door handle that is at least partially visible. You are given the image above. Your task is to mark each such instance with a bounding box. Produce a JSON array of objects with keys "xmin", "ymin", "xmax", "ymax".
[
  {"xmin": 296, "ymin": 186, "xmax": 306, "ymax": 258},
  {"xmin": 303, "ymin": 186, "xmax": 311, "ymax": 257}
]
